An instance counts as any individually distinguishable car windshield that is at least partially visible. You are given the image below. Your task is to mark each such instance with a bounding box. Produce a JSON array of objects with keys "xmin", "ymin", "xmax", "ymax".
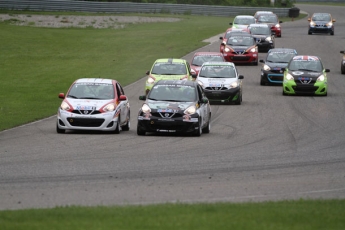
[
  {"xmin": 199, "ymin": 65, "xmax": 236, "ymax": 78},
  {"xmin": 67, "ymin": 83, "xmax": 114, "ymax": 99},
  {"xmin": 250, "ymin": 26, "xmax": 271, "ymax": 35},
  {"xmin": 151, "ymin": 63, "xmax": 187, "ymax": 75},
  {"xmin": 225, "ymin": 31, "xmax": 248, "ymax": 38},
  {"xmin": 148, "ymin": 85, "xmax": 196, "ymax": 102},
  {"xmin": 234, "ymin": 17, "xmax": 255, "ymax": 25},
  {"xmin": 258, "ymin": 15, "xmax": 278, "ymax": 23},
  {"xmin": 227, "ymin": 36, "xmax": 254, "ymax": 46},
  {"xmin": 192, "ymin": 55, "xmax": 224, "ymax": 66},
  {"xmin": 312, "ymin": 14, "xmax": 331, "ymax": 21},
  {"xmin": 288, "ymin": 60, "xmax": 323, "ymax": 72},
  {"xmin": 267, "ymin": 52, "xmax": 296, "ymax": 63}
]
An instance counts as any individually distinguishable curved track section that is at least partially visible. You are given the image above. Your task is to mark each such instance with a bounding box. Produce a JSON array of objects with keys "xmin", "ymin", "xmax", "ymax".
[{"xmin": 1, "ymin": 4, "xmax": 345, "ymax": 210}]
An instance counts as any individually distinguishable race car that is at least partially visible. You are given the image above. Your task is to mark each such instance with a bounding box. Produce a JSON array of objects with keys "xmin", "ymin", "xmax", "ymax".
[
  {"xmin": 340, "ymin": 51, "xmax": 345, "ymax": 74},
  {"xmin": 256, "ymin": 13, "xmax": 283, "ymax": 37},
  {"xmin": 190, "ymin": 52, "xmax": 225, "ymax": 75},
  {"xmin": 248, "ymin": 23, "xmax": 275, "ymax": 52},
  {"xmin": 230, "ymin": 15, "xmax": 256, "ymax": 29},
  {"xmin": 195, "ymin": 62, "xmax": 244, "ymax": 105},
  {"xmin": 221, "ymin": 33, "xmax": 258, "ymax": 65},
  {"xmin": 259, "ymin": 48, "xmax": 297, "ymax": 85},
  {"xmin": 254, "ymin": 11, "xmax": 274, "ymax": 21},
  {"xmin": 308, "ymin": 13, "xmax": 335, "ymax": 35},
  {"xmin": 56, "ymin": 78, "xmax": 130, "ymax": 134},
  {"xmin": 219, "ymin": 28, "xmax": 250, "ymax": 52},
  {"xmin": 144, "ymin": 58, "xmax": 193, "ymax": 95},
  {"xmin": 137, "ymin": 80, "xmax": 211, "ymax": 136},
  {"xmin": 282, "ymin": 55, "xmax": 329, "ymax": 96}
]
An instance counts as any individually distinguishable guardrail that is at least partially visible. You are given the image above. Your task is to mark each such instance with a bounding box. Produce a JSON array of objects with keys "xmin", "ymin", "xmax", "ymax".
[{"xmin": 0, "ymin": 0, "xmax": 290, "ymax": 17}]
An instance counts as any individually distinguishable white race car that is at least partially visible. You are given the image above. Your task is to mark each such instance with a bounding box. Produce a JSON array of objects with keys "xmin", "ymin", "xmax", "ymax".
[{"xmin": 56, "ymin": 78, "xmax": 130, "ymax": 134}]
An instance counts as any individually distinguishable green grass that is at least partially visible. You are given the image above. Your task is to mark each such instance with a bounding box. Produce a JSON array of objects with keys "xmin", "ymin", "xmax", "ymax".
[{"xmin": 0, "ymin": 200, "xmax": 344, "ymax": 229}]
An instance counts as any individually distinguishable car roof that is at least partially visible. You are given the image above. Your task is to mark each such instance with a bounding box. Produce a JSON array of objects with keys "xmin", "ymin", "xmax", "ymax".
[
  {"xmin": 249, "ymin": 23, "xmax": 270, "ymax": 28},
  {"xmin": 202, "ymin": 61, "xmax": 236, "ymax": 67},
  {"xmin": 154, "ymin": 58, "xmax": 186, "ymax": 64},
  {"xmin": 268, "ymin": 48, "xmax": 297, "ymax": 54},
  {"xmin": 74, "ymin": 78, "xmax": 114, "ymax": 84},
  {"xmin": 292, "ymin": 55, "xmax": 320, "ymax": 61},
  {"xmin": 235, "ymin": 15, "xmax": 255, "ymax": 18},
  {"xmin": 154, "ymin": 80, "xmax": 198, "ymax": 87},
  {"xmin": 193, "ymin": 52, "xmax": 223, "ymax": 56}
]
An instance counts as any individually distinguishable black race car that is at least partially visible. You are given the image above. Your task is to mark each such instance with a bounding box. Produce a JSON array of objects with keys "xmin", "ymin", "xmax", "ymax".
[
  {"xmin": 259, "ymin": 48, "xmax": 297, "ymax": 85},
  {"xmin": 248, "ymin": 23, "xmax": 274, "ymax": 52},
  {"xmin": 137, "ymin": 80, "xmax": 211, "ymax": 136}
]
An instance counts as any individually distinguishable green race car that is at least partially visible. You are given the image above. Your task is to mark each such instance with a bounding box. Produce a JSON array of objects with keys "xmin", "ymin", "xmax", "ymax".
[
  {"xmin": 282, "ymin": 55, "xmax": 329, "ymax": 96},
  {"xmin": 144, "ymin": 58, "xmax": 194, "ymax": 95}
]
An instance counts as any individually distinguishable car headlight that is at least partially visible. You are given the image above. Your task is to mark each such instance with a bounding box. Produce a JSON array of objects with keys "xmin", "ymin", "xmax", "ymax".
[
  {"xmin": 286, "ymin": 73, "xmax": 294, "ymax": 81},
  {"xmin": 263, "ymin": 64, "xmax": 271, "ymax": 71},
  {"xmin": 141, "ymin": 104, "xmax": 151, "ymax": 113},
  {"xmin": 317, "ymin": 74, "xmax": 325, "ymax": 82},
  {"xmin": 184, "ymin": 105, "xmax": 196, "ymax": 115},
  {"xmin": 224, "ymin": 47, "xmax": 231, "ymax": 52},
  {"xmin": 60, "ymin": 101, "xmax": 71, "ymax": 111},
  {"xmin": 229, "ymin": 81, "xmax": 239, "ymax": 88},
  {"xmin": 275, "ymin": 24, "xmax": 280, "ymax": 28},
  {"xmin": 103, "ymin": 103, "xmax": 116, "ymax": 112},
  {"xmin": 310, "ymin": 22, "xmax": 316, "ymax": 27},
  {"xmin": 197, "ymin": 80, "xmax": 204, "ymax": 87},
  {"xmin": 147, "ymin": 76, "xmax": 155, "ymax": 84},
  {"xmin": 265, "ymin": 36, "xmax": 272, "ymax": 42},
  {"xmin": 326, "ymin": 22, "xmax": 333, "ymax": 27},
  {"xmin": 249, "ymin": 47, "xmax": 257, "ymax": 53}
]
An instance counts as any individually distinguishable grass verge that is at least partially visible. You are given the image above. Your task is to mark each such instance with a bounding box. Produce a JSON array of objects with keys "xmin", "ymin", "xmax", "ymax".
[{"xmin": 1, "ymin": 199, "xmax": 345, "ymax": 229}]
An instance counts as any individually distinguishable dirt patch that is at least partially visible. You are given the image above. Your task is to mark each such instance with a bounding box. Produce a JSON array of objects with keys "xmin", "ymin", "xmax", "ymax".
[{"xmin": 0, "ymin": 14, "xmax": 181, "ymax": 29}]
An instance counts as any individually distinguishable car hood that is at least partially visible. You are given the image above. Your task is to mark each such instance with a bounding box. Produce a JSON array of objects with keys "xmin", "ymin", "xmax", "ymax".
[
  {"xmin": 266, "ymin": 62, "xmax": 288, "ymax": 68},
  {"xmin": 312, "ymin": 20, "xmax": 329, "ymax": 25},
  {"xmin": 234, "ymin": 24, "xmax": 250, "ymax": 29},
  {"xmin": 230, "ymin": 45, "xmax": 252, "ymax": 51},
  {"xmin": 252, "ymin": 35, "xmax": 269, "ymax": 40},
  {"xmin": 289, "ymin": 70, "xmax": 324, "ymax": 79},
  {"xmin": 198, "ymin": 76, "xmax": 237, "ymax": 86},
  {"xmin": 65, "ymin": 98, "xmax": 114, "ymax": 110},
  {"xmin": 151, "ymin": 74, "xmax": 189, "ymax": 80},
  {"xmin": 147, "ymin": 100, "xmax": 195, "ymax": 111}
]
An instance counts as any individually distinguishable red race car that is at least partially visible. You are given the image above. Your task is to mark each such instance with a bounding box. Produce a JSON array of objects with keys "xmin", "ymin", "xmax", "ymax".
[
  {"xmin": 221, "ymin": 33, "xmax": 258, "ymax": 65},
  {"xmin": 256, "ymin": 13, "xmax": 283, "ymax": 37},
  {"xmin": 190, "ymin": 52, "xmax": 225, "ymax": 75},
  {"xmin": 219, "ymin": 28, "xmax": 250, "ymax": 52}
]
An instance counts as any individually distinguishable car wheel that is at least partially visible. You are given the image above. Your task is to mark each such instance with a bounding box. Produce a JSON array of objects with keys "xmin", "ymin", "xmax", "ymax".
[
  {"xmin": 260, "ymin": 78, "xmax": 266, "ymax": 86},
  {"xmin": 113, "ymin": 116, "xmax": 121, "ymax": 134},
  {"xmin": 122, "ymin": 112, "xmax": 130, "ymax": 131},
  {"xmin": 341, "ymin": 66, "xmax": 345, "ymax": 74},
  {"xmin": 330, "ymin": 31, "xmax": 334, "ymax": 35},
  {"xmin": 254, "ymin": 61, "xmax": 258, "ymax": 66},
  {"xmin": 56, "ymin": 123, "xmax": 65, "ymax": 134},
  {"xmin": 137, "ymin": 126, "xmax": 146, "ymax": 136},
  {"xmin": 282, "ymin": 90, "xmax": 287, "ymax": 96},
  {"xmin": 234, "ymin": 94, "xmax": 242, "ymax": 105},
  {"xmin": 308, "ymin": 31, "xmax": 312, "ymax": 35},
  {"xmin": 202, "ymin": 114, "xmax": 211, "ymax": 134},
  {"xmin": 194, "ymin": 120, "xmax": 202, "ymax": 137}
]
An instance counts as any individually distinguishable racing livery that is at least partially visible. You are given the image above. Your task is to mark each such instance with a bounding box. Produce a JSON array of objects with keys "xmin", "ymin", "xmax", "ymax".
[
  {"xmin": 219, "ymin": 28, "xmax": 250, "ymax": 52},
  {"xmin": 145, "ymin": 58, "xmax": 193, "ymax": 95},
  {"xmin": 57, "ymin": 78, "xmax": 130, "ymax": 134},
  {"xmin": 230, "ymin": 15, "xmax": 256, "ymax": 29},
  {"xmin": 195, "ymin": 62, "xmax": 244, "ymax": 105},
  {"xmin": 259, "ymin": 48, "xmax": 297, "ymax": 85},
  {"xmin": 282, "ymin": 55, "xmax": 329, "ymax": 96},
  {"xmin": 190, "ymin": 52, "xmax": 225, "ymax": 75},
  {"xmin": 137, "ymin": 80, "xmax": 211, "ymax": 136}
]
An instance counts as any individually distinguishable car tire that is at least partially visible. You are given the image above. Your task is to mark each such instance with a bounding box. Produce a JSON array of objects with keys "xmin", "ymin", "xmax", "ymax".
[
  {"xmin": 308, "ymin": 31, "xmax": 312, "ymax": 35},
  {"xmin": 254, "ymin": 61, "xmax": 258, "ymax": 66},
  {"xmin": 202, "ymin": 114, "xmax": 211, "ymax": 134},
  {"xmin": 330, "ymin": 31, "xmax": 334, "ymax": 35},
  {"xmin": 282, "ymin": 90, "xmax": 287, "ymax": 96},
  {"xmin": 234, "ymin": 94, "xmax": 242, "ymax": 105},
  {"xmin": 260, "ymin": 78, "xmax": 266, "ymax": 86},
  {"xmin": 194, "ymin": 120, "xmax": 202, "ymax": 137},
  {"xmin": 341, "ymin": 66, "xmax": 345, "ymax": 74},
  {"xmin": 113, "ymin": 117, "xmax": 121, "ymax": 134},
  {"xmin": 56, "ymin": 123, "xmax": 65, "ymax": 134},
  {"xmin": 137, "ymin": 126, "xmax": 146, "ymax": 136},
  {"xmin": 122, "ymin": 112, "xmax": 130, "ymax": 131}
]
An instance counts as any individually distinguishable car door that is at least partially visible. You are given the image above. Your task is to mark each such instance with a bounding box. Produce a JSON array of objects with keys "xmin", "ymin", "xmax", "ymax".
[{"xmin": 116, "ymin": 83, "xmax": 128, "ymax": 125}]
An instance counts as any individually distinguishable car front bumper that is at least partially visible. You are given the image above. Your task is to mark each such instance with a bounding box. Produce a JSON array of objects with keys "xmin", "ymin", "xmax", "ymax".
[
  {"xmin": 223, "ymin": 53, "xmax": 258, "ymax": 64},
  {"xmin": 283, "ymin": 81, "xmax": 327, "ymax": 95},
  {"xmin": 204, "ymin": 87, "xmax": 241, "ymax": 103},
  {"xmin": 261, "ymin": 70, "xmax": 284, "ymax": 84}
]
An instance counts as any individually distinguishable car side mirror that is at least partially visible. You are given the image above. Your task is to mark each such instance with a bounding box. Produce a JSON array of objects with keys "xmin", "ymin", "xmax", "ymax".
[
  {"xmin": 332, "ymin": 19, "xmax": 336, "ymax": 22},
  {"xmin": 325, "ymin": 69, "xmax": 330, "ymax": 73},
  {"xmin": 119, "ymin": 95, "xmax": 127, "ymax": 101},
  {"xmin": 281, "ymin": 68, "xmax": 286, "ymax": 72},
  {"xmin": 229, "ymin": 22, "xmax": 233, "ymax": 25},
  {"xmin": 146, "ymin": 70, "xmax": 150, "ymax": 75},
  {"xmin": 201, "ymin": 97, "xmax": 209, "ymax": 104},
  {"xmin": 279, "ymin": 21, "xmax": 283, "ymax": 23},
  {"xmin": 219, "ymin": 36, "xmax": 223, "ymax": 40},
  {"xmin": 307, "ymin": 18, "xmax": 311, "ymax": 21},
  {"xmin": 340, "ymin": 51, "xmax": 345, "ymax": 54},
  {"xmin": 259, "ymin": 60, "xmax": 265, "ymax": 63},
  {"xmin": 139, "ymin": 95, "xmax": 146, "ymax": 100},
  {"xmin": 58, "ymin": 93, "xmax": 65, "ymax": 99},
  {"xmin": 192, "ymin": 73, "xmax": 198, "ymax": 79},
  {"xmin": 238, "ymin": 75, "xmax": 244, "ymax": 79}
]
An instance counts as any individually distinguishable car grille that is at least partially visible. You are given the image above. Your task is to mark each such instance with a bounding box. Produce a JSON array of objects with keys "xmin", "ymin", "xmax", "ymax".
[
  {"xmin": 151, "ymin": 112, "xmax": 183, "ymax": 119},
  {"xmin": 150, "ymin": 123, "xmax": 186, "ymax": 132},
  {"xmin": 232, "ymin": 56, "xmax": 250, "ymax": 61},
  {"xmin": 71, "ymin": 110, "xmax": 101, "ymax": 115},
  {"xmin": 205, "ymin": 86, "xmax": 228, "ymax": 91},
  {"xmin": 293, "ymin": 85, "xmax": 318, "ymax": 93},
  {"xmin": 67, "ymin": 117, "xmax": 105, "ymax": 127}
]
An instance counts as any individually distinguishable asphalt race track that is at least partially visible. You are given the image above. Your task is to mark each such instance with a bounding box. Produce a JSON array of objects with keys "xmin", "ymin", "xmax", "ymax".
[{"xmin": 1, "ymin": 4, "xmax": 345, "ymax": 210}]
